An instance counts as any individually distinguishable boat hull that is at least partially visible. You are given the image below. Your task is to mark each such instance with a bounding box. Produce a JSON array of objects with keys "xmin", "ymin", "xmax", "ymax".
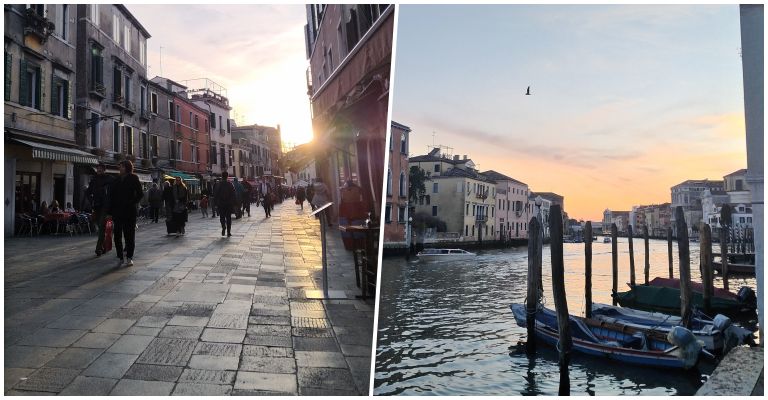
[{"xmin": 614, "ymin": 285, "xmax": 756, "ymax": 319}]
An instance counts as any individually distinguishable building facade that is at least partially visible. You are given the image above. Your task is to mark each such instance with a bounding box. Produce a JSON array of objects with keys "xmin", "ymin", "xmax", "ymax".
[
  {"xmin": 482, "ymin": 170, "xmax": 531, "ymax": 240},
  {"xmin": 184, "ymin": 78, "xmax": 232, "ymax": 190},
  {"xmin": 5, "ymin": 4, "xmax": 100, "ymax": 235},
  {"xmin": 305, "ymin": 4, "xmax": 393, "ymax": 224},
  {"xmin": 384, "ymin": 121, "xmax": 410, "ymax": 247},
  {"xmin": 670, "ymin": 179, "xmax": 724, "ymax": 236}
]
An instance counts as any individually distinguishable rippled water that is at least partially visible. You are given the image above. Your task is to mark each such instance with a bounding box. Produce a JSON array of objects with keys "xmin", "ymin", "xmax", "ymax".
[{"xmin": 374, "ymin": 238, "xmax": 757, "ymax": 396}]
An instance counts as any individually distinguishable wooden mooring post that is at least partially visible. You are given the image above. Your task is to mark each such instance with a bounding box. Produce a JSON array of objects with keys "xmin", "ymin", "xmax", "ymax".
[
  {"xmin": 526, "ymin": 217, "xmax": 542, "ymax": 355},
  {"xmin": 720, "ymin": 226, "xmax": 730, "ymax": 292},
  {"xmin": 611, "ymin": 223, "xmax": 618, "ymax": 305},
  {"xmin": 643, "ymin": 225, "xmax": 650, "ymax": 285},
  {"xmin": 628, "ymin": 225, "xmax": 636, "ymax": 286},
  {"xmin": 549, "ymin": 205, "xmax": 571, "ymax": 396},
  {"xmin": 667, "ymin": 227, "xmax": 674, "ymax": 279},
  {"xmin": 675, "ymin": 207, "xmax": 692, "ymax": 328},
  {"xmin": 700, "ymin": 223, "xmax": 714, "ymax": 315},
  {"xmin": 584, "ymin": 222, "xmax": 593, "ymax": 319}
]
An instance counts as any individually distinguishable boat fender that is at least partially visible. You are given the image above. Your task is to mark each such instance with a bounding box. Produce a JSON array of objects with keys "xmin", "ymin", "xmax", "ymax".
[
  {"xmin": 712, "ymin": 314, "xmax": 731, "ymax": 332},
  {"xmin": 667, "ymin": 326, "xmax": 704, "ymax": 369},
  {"xmin": 737, "ymin": 286, "xmax": 757, "ymax": 307}
]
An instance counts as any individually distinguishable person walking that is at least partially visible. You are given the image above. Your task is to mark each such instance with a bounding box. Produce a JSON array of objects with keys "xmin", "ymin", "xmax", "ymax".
[
  {"xmin": 260, "ymin": 178, "xmax": 273, "ymax": 218},
  {"xmin": 211, "ymin": 179, "xmax": 219, "ymax": 218},
  {"xmin": 162, "ymin": 180, "xmax": 173, "ymax": 219},
  {"xmin": 107, "ymin": 160, "xmax": 143, "ymax": 267},
  {"xmin": 241, "ymin": 179, "xmax": 252, "ymax": 217},
  {"xmin": 232, "ymin": 177, "xmax": 244, "ymax": 219},
  {"xmin": 296, "ymin": 185, "xmax": 306, "ymax": 210},
  {"xmin": 200, "ymin": 195, "xmax": 209, "ymax": 218},
  {"xmin": 306, "ymin": 181, "xmax": 316, "ymax": 211},
  {"xmin": 311, "ymin": 177, "xmax": 333, "ymax": 226},
  {"xmin": 215, "ymin": 171, "xmax": 236, "ymax": 237},
  {"xmin": 86, "ymin": 163, "xmax": 114, "ymax": 257},
  {"xmin": 148, "ymin": 183, "xmax": 162, "ymax": 223},
  {"xmin": 172, "ymin": 177, "xmax": 189, "ymax": 236}
]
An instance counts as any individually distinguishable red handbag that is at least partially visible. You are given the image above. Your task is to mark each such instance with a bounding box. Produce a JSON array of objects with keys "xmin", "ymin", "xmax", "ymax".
[{"xmin": 103, "ymin": 218, "xmax": 113, "ymax": 253}]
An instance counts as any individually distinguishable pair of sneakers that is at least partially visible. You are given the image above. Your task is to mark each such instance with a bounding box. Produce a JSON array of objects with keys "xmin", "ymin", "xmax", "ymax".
[{"xmin": 116, "ymin": 258, "xmax": 134, "ymax": 268}]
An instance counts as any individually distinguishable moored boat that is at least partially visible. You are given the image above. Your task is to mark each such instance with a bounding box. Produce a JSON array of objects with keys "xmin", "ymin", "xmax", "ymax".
[
  {"xmin": 603, "ymin": 237, "xmax": 611, "ymax": 243},
  {"xmin": 713, "ymin": 260, "xmax": 755, "ymax": 275},
  {"xmin": 417, "ymin": 248, "xmax": 476, "ymax": 262},
  {"xmin": 510, "ymin": 304, "xmax": 704, "ymax": 369}
]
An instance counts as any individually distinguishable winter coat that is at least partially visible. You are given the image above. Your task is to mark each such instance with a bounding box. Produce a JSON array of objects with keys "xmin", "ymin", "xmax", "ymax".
[
  {"xmin": 215, "ymin": 181, "xmax": 236, "ymax": 208},
  {"xmin": 107, "ymin": 174, "xmax": 143, "ymax": 221},
  {"xmin": 148, "ymin": 187, "xmax": 163, "ymax": 207},
  {"xmin": 86, "ymin": 174, "xmax": 114, "ymax": 211}
]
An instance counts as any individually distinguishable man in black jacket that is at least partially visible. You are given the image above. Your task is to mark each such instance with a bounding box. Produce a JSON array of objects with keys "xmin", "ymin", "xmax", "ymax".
[
  {"xmin": 107, "ymin": 160, "xmax": 144, "ymax": 267},
  {"xmin": 215, "ymin": 171, "xmax": 235, "ymax": 237},
  {"xmin": 86, "ymin": 163, "xmax": 114, "ymax": 257}
]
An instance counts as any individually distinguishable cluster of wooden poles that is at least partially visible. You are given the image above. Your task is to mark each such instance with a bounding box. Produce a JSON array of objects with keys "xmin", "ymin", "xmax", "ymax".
[{"xmin": 525, "ymin": 205, "xmax": 723, "ymax": 395}]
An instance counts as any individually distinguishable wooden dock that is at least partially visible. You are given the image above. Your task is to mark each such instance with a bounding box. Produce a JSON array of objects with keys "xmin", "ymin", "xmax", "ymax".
[{"xmin": 695, "ymin": 346, "xmax": 763, "ymax": 396}]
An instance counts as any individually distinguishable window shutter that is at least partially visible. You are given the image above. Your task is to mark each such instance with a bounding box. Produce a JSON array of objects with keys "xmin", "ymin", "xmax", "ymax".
[
  {"xmin": 66, "ymin": 79, "xmax": 72, "ymax": 119},
  {"xmin": 4, "ymin": 52, "xmax": 11, "ymax": 101},
  {"xmin": 18, "ymin": 58, "xmax": 28, "ymax": 106},
  {"xmin": 96, "ymin": 54, "xmax": 103, "ymax": 85},
  {"xmin": 50, "ymin": 74, "xmax": 59, "ymax": 115},
  {"xmin": 37, "ymin": 65, "xmax": 44, "ymax": 110}
]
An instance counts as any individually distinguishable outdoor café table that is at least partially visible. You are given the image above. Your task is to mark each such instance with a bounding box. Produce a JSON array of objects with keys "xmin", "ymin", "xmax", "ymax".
[
  {"xmin": 43, "ymin": 212, "xmax": 74, "ymax": 234},
  {"xmin": 338, "ymin": 224, "xmax": 379, "ymax": 299}
]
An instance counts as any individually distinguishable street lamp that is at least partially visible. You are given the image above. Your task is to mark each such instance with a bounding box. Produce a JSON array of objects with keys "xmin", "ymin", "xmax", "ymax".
[{"xmin": 535, "ymin": 195, "xmax": 544, "ymax": 239}]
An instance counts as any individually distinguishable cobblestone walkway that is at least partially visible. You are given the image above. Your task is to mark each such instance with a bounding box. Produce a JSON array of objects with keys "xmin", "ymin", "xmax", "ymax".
[{"xmin": 4, "ymin": 202, "xmax": 374, "ymax": 395}]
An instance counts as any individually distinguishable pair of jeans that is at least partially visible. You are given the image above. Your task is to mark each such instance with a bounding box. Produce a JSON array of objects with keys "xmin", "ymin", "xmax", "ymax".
[
  {"xmin": 113, "ymin": 217, "xmax": 137, "ymax": 259},
  {"xmin": 150, "ymin": 206, "xmax": 160, "ymax": 222},
  {"xmin": 219, "ymin": 205, "xmax": 232, "ymax": 233}
]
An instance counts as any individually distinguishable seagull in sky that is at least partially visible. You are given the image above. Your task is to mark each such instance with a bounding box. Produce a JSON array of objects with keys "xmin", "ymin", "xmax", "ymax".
[{"xmin": 525, "ymin": 86, "xmax": 531, "ymax": 96}]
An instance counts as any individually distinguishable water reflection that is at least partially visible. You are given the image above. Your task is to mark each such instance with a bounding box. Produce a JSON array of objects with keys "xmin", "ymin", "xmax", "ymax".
[{"xmin": 374, "ymin": 239, "xmax": 755, "ymax": 396}]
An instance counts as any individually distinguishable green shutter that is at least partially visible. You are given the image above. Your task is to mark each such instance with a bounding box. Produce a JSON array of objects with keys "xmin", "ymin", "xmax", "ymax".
[
  {"xmin": 4, "ymin": 52, "xmax": 11, "ymax": 101},
  {"xmin": 18, "ymin": 58, "xmax": 28, "ymax": 106},
  {"xmin": 37, "ymin": 65, "xmax": 44, "ymax": 110},
  {"xmin": 50, "ymin": 74, "xmax": 59, "ymax": 115},
  {"xmin": 66, "ymin": 79, "xmax": 72, "ymax": 119}
]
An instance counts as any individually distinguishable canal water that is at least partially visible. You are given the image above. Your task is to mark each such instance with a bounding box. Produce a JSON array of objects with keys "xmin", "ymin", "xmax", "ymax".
[{"xmin": 374, "ymin": 238, "xmax": 757, "ymax": 396}]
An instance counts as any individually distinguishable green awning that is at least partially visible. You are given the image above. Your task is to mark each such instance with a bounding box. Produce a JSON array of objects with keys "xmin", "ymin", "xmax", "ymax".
[{"xmin": 164, "ymin": 170, "xmax": 199, "ymax": 184}]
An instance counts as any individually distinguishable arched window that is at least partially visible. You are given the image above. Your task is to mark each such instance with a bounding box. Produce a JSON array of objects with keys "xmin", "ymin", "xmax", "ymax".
[
  {"xmin": 400, "ymin": 134, "xmax": 407, "ymax": 153},
  {"xmin": 399, "ymin": 172, "xmax": 406, "ymax": 196}
]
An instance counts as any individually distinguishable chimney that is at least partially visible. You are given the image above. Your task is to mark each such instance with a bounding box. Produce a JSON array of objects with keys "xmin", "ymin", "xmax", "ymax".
[
  {"xmin": 453, "ymin": 155, "xmax": 460, "ymax": 161},
  {"xmin": 463, "ymin": 155, "xmax": 467, "ymax": 160}
]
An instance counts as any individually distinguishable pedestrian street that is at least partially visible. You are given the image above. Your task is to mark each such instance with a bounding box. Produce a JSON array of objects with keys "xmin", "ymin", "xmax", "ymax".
[{"xmin": 4, "ymin": 201, "xmax": 374, "ymax": 395}]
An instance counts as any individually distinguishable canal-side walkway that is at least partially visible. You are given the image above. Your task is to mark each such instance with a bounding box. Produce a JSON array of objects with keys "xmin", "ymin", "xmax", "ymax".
[
  {"xmin": 4, "ymin": 202, "xmax": 373, "ymax": 395},
  {"xmin": 695, "ymin": 346, "xmax": 763, "ymax": 396}
]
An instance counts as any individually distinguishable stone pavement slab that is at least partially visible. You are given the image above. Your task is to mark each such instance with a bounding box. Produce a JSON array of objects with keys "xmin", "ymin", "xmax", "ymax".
[{"xmin": 4, "ymin": 202, "xmax": 374, "ymax": 395}]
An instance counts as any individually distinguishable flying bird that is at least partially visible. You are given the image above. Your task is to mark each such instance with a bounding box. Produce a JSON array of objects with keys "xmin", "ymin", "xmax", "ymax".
[{"xmin": 525, "ymin": 86, "xmax": 531, "ymax": 96}]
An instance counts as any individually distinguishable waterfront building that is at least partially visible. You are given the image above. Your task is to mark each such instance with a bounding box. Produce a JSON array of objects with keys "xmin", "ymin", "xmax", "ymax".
[
  {"xmin": 305, "ymin": 4, "xmax": 393, "ymax": 224},
  {"xmin": 670, "ymin": 178, "xmax": 724, "ymax": 236},
  {"xmin": 409, "ymin": 149, "xmax": 497, "ymax": 242},
  {"xmin": 603, "ymin": 209, "xmax": 630, "ymax": 234},
  {"xmin": 384, "ymin": 121, "xmax": 410, "ymax": 247},
  {"xmin": 4, "ymin": 4, "xmax": 102, "ymax": 235},
  {"xmin": 530, "ymin": 194, "xmax": 552, "ymax": 238},
  {"xmin": 701, "ymin": 169, "xmax": 754, "ymax": 237},
  {"xmin": 231, "ymin": 123, "xmax": 280, "ymax": 181},
  {"xmin": 482, "ymin": 170, "xmax": 531, "ymax": 240}
]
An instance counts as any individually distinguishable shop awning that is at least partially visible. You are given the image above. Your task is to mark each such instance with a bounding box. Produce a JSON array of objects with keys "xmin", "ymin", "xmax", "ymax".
[
  {"xmin": 164, "ymin": 170, "xmax": 199, "ymax": 184},
  {"xmin": 12, "ymin": 138, "xmax": 99, "ymax": 165},
  {"xmin": 136, "ymin": 173, "xmax": 152, "ymax": 183}
]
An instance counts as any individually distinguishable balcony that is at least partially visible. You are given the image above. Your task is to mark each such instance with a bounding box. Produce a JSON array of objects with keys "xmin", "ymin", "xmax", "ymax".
[
  {"xmin": 124, "ymin": 101, "xmax": 136, "ymax": 114},
  {"xmin": 112, "ymin": 94, "xmax": 125, "ymax": 109},
  {"xmin": 476, "ymin": 192, "xmax": 488, "ymax": 200},
  {"xmin": 476, "ymin": 215, "xmax": 488, "ymax": 223},
  {"xmin": 24, "ymin": 8, "xmax": 55, "ymax": 44},
  {"xmin": 219, "ymin": 128, "xmax": 226, "ymax": 137},
  {"xmin": 90, "ymin": 82, "xmax": 106, "ymax": 99}
]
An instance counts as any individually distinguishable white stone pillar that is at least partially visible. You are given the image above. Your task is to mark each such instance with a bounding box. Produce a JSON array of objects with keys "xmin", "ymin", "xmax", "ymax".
[{"xmin": 740, "ymin": 4, "xmax": 764, "ymax": 344}]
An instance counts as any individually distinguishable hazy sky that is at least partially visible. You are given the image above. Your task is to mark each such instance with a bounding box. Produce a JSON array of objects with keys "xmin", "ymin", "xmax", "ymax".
[
  {"xmin": 128, "ymin": 4, "xmax": 312, "ymax": 149},
  {"xmin": 392, "ymin": 5, "xmax": 747, "ymax": 221}
]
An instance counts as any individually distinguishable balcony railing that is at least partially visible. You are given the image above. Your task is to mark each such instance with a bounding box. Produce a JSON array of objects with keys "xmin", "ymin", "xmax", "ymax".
[
  {"xmin": 476, "ymin": 192, "xmax": 488, "ymax": 200},
  {"xmin": 476, "ymin": 215, "xmax": 488, "ymax": 223},
  {"xmin": 24, "ymin": 8, "xmax": 55, "ymax": 43},
  {"xmin": 90, "ymin": 82, "xmax": 106, "ymax": 98}
]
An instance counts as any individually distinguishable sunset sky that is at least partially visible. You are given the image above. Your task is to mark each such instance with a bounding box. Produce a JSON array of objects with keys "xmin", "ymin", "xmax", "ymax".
[
  {"xmin": 128, "ymin": 5, "xmax": 313, "ymax": 150},
  {"xmin": 392, "ymin": 5, "xmax": 747, "ymax": 221}
]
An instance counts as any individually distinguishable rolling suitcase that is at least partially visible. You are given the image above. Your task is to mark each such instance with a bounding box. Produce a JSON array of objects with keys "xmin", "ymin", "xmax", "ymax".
[{"xmin": 166, "ymin": 217, "xmax": 177, "ymax": 235}]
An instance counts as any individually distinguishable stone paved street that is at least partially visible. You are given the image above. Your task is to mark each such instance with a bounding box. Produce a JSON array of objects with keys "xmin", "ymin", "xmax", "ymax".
[{"xmin": 4, "ymin": 202, "xmax": 374, "ymax": 395}]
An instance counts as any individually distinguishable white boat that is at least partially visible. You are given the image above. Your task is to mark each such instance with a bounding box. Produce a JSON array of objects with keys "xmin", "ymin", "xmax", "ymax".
[
  {"xmin": 603, "ymin": 237, "xmax": 611, "ymax": 243},
  {"xmin": 417, "ymin": 248, "xmax": 476, "ymax": 262}
]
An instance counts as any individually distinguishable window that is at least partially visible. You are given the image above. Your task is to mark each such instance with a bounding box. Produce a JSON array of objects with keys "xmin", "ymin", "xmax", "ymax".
[
  {"xmin": 466, "ymin": 203, "xmax": 469, "ymax": 215},
  {"xmin": 188, "ymin": 112, "xmax": 192, "ymax": 127},
  {"xmin": 399, "ymin": 172, "xmax": 406, "ymax": 196},
  {"xmin": 385, "ymin": 204, "xmax": 392, "ymax": 223},
  {"xmin": 124, "ymin": 24, "xmax": 131, "ymax": 52},
  {"xmin": 140, "ymin": 131, "xmax": 148, "ymax": 159},
  {"xmin": 4, "ymin": 51, "xmax": 11, "ymax": 101},
  {"xmin": 432, "ymin": 206, "xmax": 438, "ymax": 217},
  {"xmin": 125, "ymin": 126, "xmax": 133, "ymax": 154},
  {"xmin": 472, "ymin": 205, "xmax": 476, "ymax": 216},
  {"xmin": 175, "ymin": 104, "xmax": 181, "ymax": 123},
  {"xmin": 124, "ymin": 74, "xmax": 131, "ymax": 104},
  {"xmin": 386, "ymin": 168, "xmax": 392, "ymax": 196},
  {"xmin": 191, "ymin": 145, "xmax": 197, "ymax": 163},
  {"xmin": 90, "ymin": 4, "xmax": 99, "ymax": 26},
  {"xmin": 139, "ymin": 36, "xmax": 146, "ymax": 66},
  {"xmin": 150, "ymin": 92, "xmax": 158, "ymax": 113},
  {"xmin": 51, "ymin": 72, "xmax": 70, "ymax": 118},
  {"xmin": 211, "ymin": 143, "xmax": 218, "ymax": 164},
  {"xmin": 169, "ymin": 138, "xmax": 175, "ymax": 159},
  {"xmin": 472, "ymin": 225, "xmax": 475, "ymax": 236},
  {"xmin": 434, "ymin": 164, "xmax": 440, "ymax": 173},
  {"xmin": 19, "ymin": 59, "xmax": 41, "ymax": 109},
  {"xmin": 140, "ymin": 85, "xmax": 146, "ymax": 113},
  {"xmin": 113, "ymin": 14, "xmax": 120, "ymax": 45},
  {"xmin": 219, "ymin": 116, "xmax": 223, "ymax": 131},
  {"xmin": 177, "ymin": 141, "xmax": 183, "ymax": 161},
  {"xmin": 112, "ymin": 66, "xmax": 122, "ymax": 101},
  {"xmin": 433, "ymin": 182, "xmax": 438, "ymax": 193},
  {"xmin": 400, "ymin": 134, "xmax": 407, "ymax": 153},
  {"xmin": 398, "ymin": 206, "xmax": 406, "ymax": 223},
  {"xmin": 425, "ymin": 195, "xmax": 430, "ymax": 205},
  {"xmin": 210, "ymin": 112, "xmax": 216, "ymax": 128},
  {"xmin": 151, "ymin": 135, "xmax": 159, "ymax": 157},
  {"xmin": 90, "ymin": 112, "xmax": 100, "ymax": 147},
  {"xmin": 226, "ymin": 118, "xmax": 231, "ymax": 133},
  {"xmin": 169, "ymin": 100, "xmax": 174, "ymax": 119},
  {"xmin": 194, "ymin": 115, "xmax": 199, "ymax": 130},
  {"xmin": 56, "ymin": 5, "xmax": 68, "ymax": 41},
  {"xmin": 465, "ymin": 225, "xmax": 468, "ymax": 236},
  {"xmin": 112, "ymin": 121, "xmax": 121, "ymax": 152}
]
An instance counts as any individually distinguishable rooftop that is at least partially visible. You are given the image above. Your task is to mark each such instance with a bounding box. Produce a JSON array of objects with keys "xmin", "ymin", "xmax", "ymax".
[{"xmin": 481, "ymin": 170, "xmax": 526, "ymax": 186}]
